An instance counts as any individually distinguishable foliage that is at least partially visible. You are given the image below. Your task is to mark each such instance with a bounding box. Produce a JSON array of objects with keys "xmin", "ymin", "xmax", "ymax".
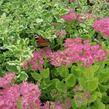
[{"xmin": 0, "ymin": 0, "xmax": 109, "ymax": 109}]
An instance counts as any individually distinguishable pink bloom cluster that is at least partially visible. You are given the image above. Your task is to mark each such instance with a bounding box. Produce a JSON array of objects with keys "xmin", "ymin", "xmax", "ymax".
[
  {"xmin": 61, "ymin": 9, "xmax": 82, "ymax": 22},
  {"xmin": 0, "ymin": 73, "xmax": 15, "ymax": 88},
  {"xmin": 0, "ymin": 73, "xmax": 41, "ymax": 109},
  {"xmin": 21, "ymin": 38, "xmax": 107, "ymax": 69},
  {"xmin": 0, "ymin": 73, "xmax": 71, "ymax": 109},
  {"xmin": 21, "ymin": 48, "xmax": 52, "ymax": 71},
  {"xmin": 50, "ymin": 38, "xmax": 107, "ymax": 67},
  {"xmin": 93, "ymin": 17, "xmax": 109, "ymax": 37},
  {"xmin": 20, "ymin": 82, "xmax": 41, "ymax": 109}
]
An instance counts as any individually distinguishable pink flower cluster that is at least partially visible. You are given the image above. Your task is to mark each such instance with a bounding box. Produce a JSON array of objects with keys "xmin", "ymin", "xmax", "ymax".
[
  {"xmin": 50, "ymin": 38, "xmax": 107, "ymax": 67},
  {"xmin": 93, "ymin": 17, "xmax": 109, "ymax": 38},
  {"xmin": 61, "ymin": 9, "xmax": 82, "ymax": 22},
  {"xmin": 0, "ymin": 73, "xmax": 71, "ymax": 109},
  {"xmin": 0, "ymin": 73, "xmax": 15, "ymax": 88},
  {"xmin": 0, "ymin": 73, "xmax": 41, "ymax": 109},
  {"xmin": 21, "ymin": 48, "xmax": 52, "ymax": 71},
  {"xmin": 21, "ymin": 38, "xmax": 107, "ymax": 70}
]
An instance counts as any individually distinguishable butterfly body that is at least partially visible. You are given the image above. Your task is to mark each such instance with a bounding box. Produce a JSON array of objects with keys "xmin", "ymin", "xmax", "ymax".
[{"xmin": 34, "ymin": 34, "xmax": 50, "ymax": 48}]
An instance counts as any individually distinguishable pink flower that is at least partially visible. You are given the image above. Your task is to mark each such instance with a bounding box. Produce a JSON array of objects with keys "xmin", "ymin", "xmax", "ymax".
[
  {"xmin": 0, "ymin": 83, "xmax": 40, "ymax": 109},
  {"xmin": 21, "ymin": 38, "xmax": 107, "ymax": 68},
  {"xmin": 64, "ymin": 98, "xmax": 72, "ymax": 109},
  {"xmin": 3, "ymin": 85, "xmax": 20, "ymax": 108},
  {"xmin": 64, "ymin": 38, "xmax": 83, "ymax": 46},
  {"xmin": 61, "ymin": 9, "xmax": 81, "ymax": 22},
  {"xmin": 61, "ymin": 10, "xmax": 77, "ymax": 22},
  {"xmin": 0, "ymin": 85, "xmax": 20, "ymax": 109},
  {"xmin": 40, "ymin": 47, "xmax": 52, "ymax": 58},
  {"xmin": 50, "ymin": 50, "xmax": 65, "ymax": 67},
  {"xmin": 93, "ymin": 17, "xmax": 109, "ymax": 37},
  {"xmin": 94, "ymin": 49, "xmax": 107, "ymax": 61},
  {"xmin": 76, "ymin": 14, "xmax": 83, "ymax": 22},
  {"xmin": 50, "ymin": 38, "xmax": 107, "ymax": 67},
  {"xmin": 21, "ymin": 48, "xmax": 52, "ymax": 71},
  {"xmin": 0, "ymin": 73, "xmax": 41, "ymax": 109},
  {"xmin": 20, "ymin": 82, "xmax": 41, "ymax": 109},
  {"xmin": 55, "ymin": 102, "xmax": 63, "ymax": 109},
  {"xmin": 0, "ymin": 73, "xmax": 15, "ymax": 88},
  {"xmin": 41, "ymin": 101, "xmax": 50, "ymax": 109},
  {"xmin": 80, "ymin": 55, "xmax": 94, "ymax": 67}
]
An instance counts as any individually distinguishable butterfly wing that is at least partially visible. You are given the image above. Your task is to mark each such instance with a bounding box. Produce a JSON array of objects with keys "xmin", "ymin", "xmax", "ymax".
[{"xmin": 34, "ymin": 35, "xmax": 50, "ymax": 48}]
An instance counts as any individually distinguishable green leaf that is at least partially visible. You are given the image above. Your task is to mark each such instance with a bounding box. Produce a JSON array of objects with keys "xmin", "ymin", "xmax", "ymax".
[
  {"xmin": 102, "ymin": 94, "xmax": 109, "ymax": 104},
  {"xmin": 40, "ymin": 68, "xmax": 50, "ymax": 79},
  {"xmin": 31, "ymin": 72, "xmax": 41, "ymax": 81},
  {"xmin": 82, "ymin": 65, "xmax": 99, "ymax": 79},
  {"xmin": 71, "ymin": 65, "xmax": 83, "ymax": 77},
  {"xmin": 55, "ymin": 79, "xmax": 65, "ymax": 92},
  {"xmin": 72, "ymin": 99, "xmax": 78, "ymax": 109},
  {"xmin": 6, "ymin": 65, "xmax": 18, "ymax": 72},
  {"xmin": 106, "ymin": 105, "xmax": 109, "ymax": 109},
  {"xmin": 36, "ymin": 18, "xmax": 43, "ymax": 23},
  {"xmin": 79, "ymin": 77, "xmax": 98, "ymax": 91},
  {"xmin": 92, "ymin": 100, "xmax": 105, "ymax": 109},
  {"xmin": 79, "ymin": 105, "xmax": 89, "ymax": 109},
  {"xmin": 56, "ymin": 65, "xmax": 69, "ymax": 78},
  {"xmin": 18, "ymin": 71, "xmax": 28, "ymax": 81},
  {"xmin": 65, "ymin": 74, "xmax": 76, "ymax": 88},
  {"xmin": 89, "ymin": 91, "xmax": 102, "ymax": 103},
  {"xmin": 98, "ymin": 68, "xmax": 109, "ymax": 82},
  {"xmin": 16, "ymin": 97, "xmax": 22, "ymax": 109},
  {"xmin": 41, "ymin": 79, "xmax": 49, "ymax": 90},
  {"xmin": 6, "ymin": 60, "xmax": 20, "ymax": 72}
]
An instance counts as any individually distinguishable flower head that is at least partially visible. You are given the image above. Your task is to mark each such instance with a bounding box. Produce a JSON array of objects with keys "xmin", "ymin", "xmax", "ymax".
[
  {"xmin": 0, "ymin": 73, "xmax": 16, "ymax": 88},
  {"xmin": 93, "ymin": 17, "xmax": 109, "ymax": 37},
  {"xmin": 61, "ymin": 9, "xmax": 81, "ymax": 22},
  {"xmin": 20, "ymin": 82, "xmax": 41, "ymax": 109},
  {"xmin": 21, "ymin": 48, "xmax": 52, "ymax": 71},
  {"xmin": 0, "ymin": 73, "xmax": 41, "ymax": 109},
  {"xmin": 50, "ymin": 38, "xmax": 107, "ymax": 67}
]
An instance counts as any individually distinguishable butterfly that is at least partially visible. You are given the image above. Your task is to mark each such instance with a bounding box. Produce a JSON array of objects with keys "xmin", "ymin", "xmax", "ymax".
[{"xmin": 34, "ymin": 34, "xmax": 50, "ymax": 48}]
